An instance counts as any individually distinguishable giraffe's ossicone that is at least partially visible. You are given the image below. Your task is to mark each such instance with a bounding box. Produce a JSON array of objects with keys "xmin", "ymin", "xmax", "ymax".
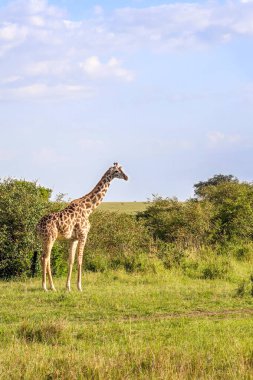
[{"xmin": 36, "ymin": 163, "xmax": 128, "ymax": 291}]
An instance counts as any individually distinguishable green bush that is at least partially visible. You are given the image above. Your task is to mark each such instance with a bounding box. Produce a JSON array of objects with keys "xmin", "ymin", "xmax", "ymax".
[
  {"xmin": 138, "ymin": 196, "xmax": 213, "ymax": 249},
  {"xmin": 156, "ymin": 241, "xmax": 185, "ymax": 269},
  {"xmin": 182, "ymin": 255, "xmax": 231, "ymax": 280},
  {"xmin": 84, "ymin": 250, "xmax": 109, "ymax": 272},
  {"xmin": 235, "ymin": 275, "xmax": 253, "ymax": 297},
  {"xmin": 0, "ymin": 179, "xmax": 52, "ymax": 278},
  {"xmin": 120, "ymin": 253, "xmax": 165, "ymax": 274},
  {"xmin": 139, "ymin": 176, "xmax": 253, "ymax": 248},
  {"xmin": 200, "ymin": 259, "xmax": 231, "ymax": 280},
  {"xmin": 83, "ymin": 211, "xmax": 152, "ymax": 272},
  {"xmin": 51, "ymin": 241, "xmax": 69, "ymax": 276},
  {"xmin": 233, "ymin": 244, "xmax": 253, "ymax": 261},
  {"xmin": 0, "ymin": 179, "xmax": 69, "ymax": 279},
  {"xmin": 215, "ymin": 242, "xmax": 253, "ymax": 262},
  {"xmin": 194, "ymin": 176, "xmax": 253, "ymax": 243}
]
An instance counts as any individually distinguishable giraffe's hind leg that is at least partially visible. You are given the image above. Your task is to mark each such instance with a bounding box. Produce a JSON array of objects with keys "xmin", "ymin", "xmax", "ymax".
[
  {"xmin": 41, "ymin": 239, "xmax": 55, "ymax": 291},
  {"xmin": 47, "ymin": 257, "xmax": 56, "ymax": 291}
]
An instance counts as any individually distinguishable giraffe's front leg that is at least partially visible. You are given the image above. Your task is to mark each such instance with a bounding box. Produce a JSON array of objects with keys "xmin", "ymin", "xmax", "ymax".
[
  {"xmin": 41, "ymin": 255, "xmax": 48, "ymax": 291},
  {"xmin": 66, "ymin": 240, "xmax": 78, "ymax": 291},
  {"xmin": 47, "ymin": 260, "xmax": 56, "ymax": 291},
  {"xmin": 77, "ymin": 235, "xmax": 88, "ymax": 292}
]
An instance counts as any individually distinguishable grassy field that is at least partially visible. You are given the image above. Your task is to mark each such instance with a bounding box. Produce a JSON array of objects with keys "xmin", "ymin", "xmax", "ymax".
[
  {"xmin": 0, "ymin": 268, "xmax": 252, "ymax": 379},
  {"xmin": 98, "ymin": 202, "xmax": 147, "ymax": 214}
]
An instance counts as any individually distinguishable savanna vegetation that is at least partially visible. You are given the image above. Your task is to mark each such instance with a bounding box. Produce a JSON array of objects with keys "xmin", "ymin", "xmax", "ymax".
[
  {"xmin": 0, "ymin": 272, "xmax": 252, "ymax": 379},
  {"xmin": 0, "ymin": 174, "xmax": 252, "ymax": 379}
]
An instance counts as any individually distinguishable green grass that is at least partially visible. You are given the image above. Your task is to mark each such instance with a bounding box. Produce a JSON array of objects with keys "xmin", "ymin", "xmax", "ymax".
[
  {"xmin": 0, "ymin": 270, "xmax": 253, "ymax": 379},
  {"xmin": 98, "ymin": 201, "xmax": 147, "ymax": 214}
]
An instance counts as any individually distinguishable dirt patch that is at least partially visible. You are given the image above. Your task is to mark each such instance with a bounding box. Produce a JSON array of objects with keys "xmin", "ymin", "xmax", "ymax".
[{"xmin": 120, "ymin": 308, "xmax": 253, "ymax": 322}]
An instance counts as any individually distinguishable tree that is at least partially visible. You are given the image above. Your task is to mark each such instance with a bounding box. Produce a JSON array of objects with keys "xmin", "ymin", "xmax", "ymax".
[
  {"xmin": 194, "ymin": 175, "xmax": 253, "ymax": 243},
  {"xmin": 0, "ymin": 179, "xmax": 52, "ymax": 278},
  {"xmin": 194, "ymin": 174, "xmax": 238, "ymax": 198},
  {"xmin": 139, "ymin": 175, "xmax": 253, "ymax": 248},
  {"xmin": 138, "ymin": 196, "xmax": 213, "ymax": 248}
]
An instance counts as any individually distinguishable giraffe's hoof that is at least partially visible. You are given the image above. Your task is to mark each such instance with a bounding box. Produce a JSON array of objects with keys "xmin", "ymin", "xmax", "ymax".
[
  {"xmin": 77, "ymin": 286, "xmax": 83, "ymax": 292},
  {"xmin": 51, "ymin": 287, "xmax": 57, "ymax": 292}
]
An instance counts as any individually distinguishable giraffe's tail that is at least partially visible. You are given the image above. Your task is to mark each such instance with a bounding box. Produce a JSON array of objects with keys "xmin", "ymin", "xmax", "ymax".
[{"xmin": 30, "ymin": 251, "xmax": 38, "ymax": 277}]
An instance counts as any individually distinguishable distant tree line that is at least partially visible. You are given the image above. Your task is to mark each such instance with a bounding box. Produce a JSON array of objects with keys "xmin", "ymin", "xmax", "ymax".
[{"xmin": 0, "ymin": 174, "xmax": 252, "ymax": 279}]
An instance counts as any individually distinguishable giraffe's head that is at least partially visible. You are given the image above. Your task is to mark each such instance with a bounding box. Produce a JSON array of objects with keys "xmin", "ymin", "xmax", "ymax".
[{"xmin": 109, "ymin": 162, "xmax": 128, "ymax": 181}]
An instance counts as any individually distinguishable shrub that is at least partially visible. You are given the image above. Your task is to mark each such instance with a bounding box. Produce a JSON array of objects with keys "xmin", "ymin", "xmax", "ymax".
[
  {"xmin": 234, "ymin": 244, "xmax": 253, "ymax": 261},
  {"xmin": 51, "ymin": 241, "xmax": 69, "ymax": 276},
  {"xmin": 138, "ymin": 196, "xmax": 213, "ymax": 249},
  {"xmin": 235, "ymin": 275, "xmax": 253, "ymax": 297},
  {"xmin": 215, "ymin": 241, "xmax": 253, "ymax": 262},
  {"xmin": 195, "ymin": 177, "xmax": 253, "ymax": 243},
  {"xmin": 182, "ymin": 255, "xmax": 231, "ymax": 280},
  {"xmin": 84, "ymin": 250, "xmax": 109, "ymax": 272},
  {"xmin": 0, "ymin": 179, "xmax": 52, "ymax": 278},
  {"xmin": 0, "ymin": 179, "xmax": 71, "ymax": 279},
  {"xmin": 83, "ymin": 211, "xmax": 152, "ymax": 272},
  {"xmin": 156, "ymin": 241, "xmax": 185, "ymax": 269},
  {"xmin": 200, "ymin": 259, "xmax": 230, "ymax": 280},
  {"xmin": 122, "ymin": 253, "xmax": 165, "ymax": 274},
  {"xmin": 235, "ymin": 280, "xmax": 249, "ymax": 297}
]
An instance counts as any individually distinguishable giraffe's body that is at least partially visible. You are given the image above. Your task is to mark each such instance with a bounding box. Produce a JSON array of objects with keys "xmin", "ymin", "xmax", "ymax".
[{"xmin": 37, "ymin": 163, "xmax": 128, "ymax": 291}]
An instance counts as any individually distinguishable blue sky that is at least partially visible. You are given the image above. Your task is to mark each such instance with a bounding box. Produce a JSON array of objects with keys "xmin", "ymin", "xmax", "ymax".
[{"xmin": 0, "ymin": 0, "xmax": 253, "ymax": 201}]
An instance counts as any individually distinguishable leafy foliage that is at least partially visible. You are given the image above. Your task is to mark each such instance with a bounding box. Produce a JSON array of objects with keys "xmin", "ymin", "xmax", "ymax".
[
  {"xmin": 138, "ymin": 196, "xmax": 213, "ymax": 248},
  {"xmin": 139, "ymin": 176, "xmax": 253, "ymax": 247},
  {"xmin": 85, "ymin": 211, "xmax": 152, "ymax": 272},
  {"xmin": 194, "ymin": 174, "xmax": 239, "ymax": 198},
  {"xmin": 0, "ymin": 179, "xmax": 52, "ymax": 278},
  {"xmin": 197, "ymin": 180, "xmax": 253, "ymax": 243}
]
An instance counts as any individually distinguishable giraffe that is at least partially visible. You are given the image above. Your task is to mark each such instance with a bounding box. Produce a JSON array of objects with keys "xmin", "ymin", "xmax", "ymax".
[{"xmin": 36, "ymin": 163, "xmax": 128, "ymax": 291}]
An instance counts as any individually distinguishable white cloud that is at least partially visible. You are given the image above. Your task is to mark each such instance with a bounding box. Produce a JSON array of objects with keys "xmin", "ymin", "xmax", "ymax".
[
  {"xmin": 63, "ymin": 19, "xmax": 81, "ymax": 30},
  {"xmin": 110, "ymin": 2, "xmax": 253, "ymax": 52},
  {"xmin": 0, "ymin": 83, "xmax": 95, "ymax": 101},
  {"xmin": 0, "ymin": 0, "xmax": 135, "ymax": 100},
  {"xmin": 0, "ymin": 21, "xmax": 28, "ymax": 57},
  {"xmin": 1, "ymin": 0, "xmax": 253, "ymax": 100},
  {"xmin": 207, "ymin": 132, "xmax": 242, "ymax": 146},
  {"xmin": 0, "ymin": 22, "xmax": 19, "ymax": 40},
  {"xmin": 9, "ymin": 0, "xmax": 63, "ymax": 17},
  {"xmin": 93, "ymin": 5, "xmax": 103, "ymax": 16},
  {"xmin": 1, "ymin": 75, "xmax": 22, "ymax": 84},
  {"xmin": 26, "ymin": 0, "xmax": 47, "ymax": 13},
  {"xmin": 29, "ymin": 15, "xmax": 45, "ymax": 27},
  {"xmin": 1, "ymin": 0, "xmax": 253, "ymax": 56},
  {"xmin": 80, "ymin": 56, "xmax": 134, "ymax": 81},
  {"xmin": 26, "ymin": 60, "xmax": 70, "ymax": 76}
]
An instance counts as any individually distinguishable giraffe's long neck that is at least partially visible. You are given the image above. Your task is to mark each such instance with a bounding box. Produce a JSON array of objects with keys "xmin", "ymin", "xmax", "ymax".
[{"xmin": 81, "ymin": 172, "xmax": 112, "ymax": 213}]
